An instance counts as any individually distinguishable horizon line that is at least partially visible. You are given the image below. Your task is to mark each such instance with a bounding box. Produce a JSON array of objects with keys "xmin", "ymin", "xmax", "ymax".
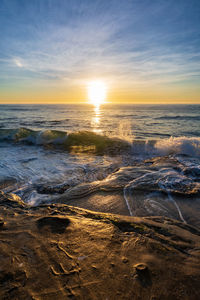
[{"xmin": 0, "ymin": 102, "xmax": 200, "ymax": 105}]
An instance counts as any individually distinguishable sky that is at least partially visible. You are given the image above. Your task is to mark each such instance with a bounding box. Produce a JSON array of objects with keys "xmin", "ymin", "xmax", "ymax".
[{"xmin": 0, "ymin": 0, "xmax": 200, "ymax": 104}]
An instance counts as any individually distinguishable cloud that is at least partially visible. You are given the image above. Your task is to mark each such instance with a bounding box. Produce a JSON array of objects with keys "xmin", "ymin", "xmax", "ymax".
[
  {"xmin": 13, "ymin": 58, "xmax": 23, "ymax": 68},
  {"xmin": 0, "ymin": 0, "xmax": 199, "ymax": 92}
]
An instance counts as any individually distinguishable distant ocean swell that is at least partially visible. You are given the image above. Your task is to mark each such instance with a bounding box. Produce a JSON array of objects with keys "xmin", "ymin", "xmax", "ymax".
[
  {"xmin": 155, "ymin": 115, "xmax": 200, "ymax": 121},
  {"xmin": 0, "ymin": 127, "xmax": 200, "ymax": 157}
]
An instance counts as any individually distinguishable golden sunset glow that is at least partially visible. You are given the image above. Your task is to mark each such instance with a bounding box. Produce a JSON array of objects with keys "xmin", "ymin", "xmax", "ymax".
[
  {"xmin": 0, "ymin": 1, "xmax": 199, "ymax": 105},
  {"xmin": 88, "ymin": 81, "xmax": 107, "ymax": 107}
]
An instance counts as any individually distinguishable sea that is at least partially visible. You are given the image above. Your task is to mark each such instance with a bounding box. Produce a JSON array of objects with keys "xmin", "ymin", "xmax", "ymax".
[{"xmin": 0, "ymin": 104, "xmax": 200, "ymax": 228}]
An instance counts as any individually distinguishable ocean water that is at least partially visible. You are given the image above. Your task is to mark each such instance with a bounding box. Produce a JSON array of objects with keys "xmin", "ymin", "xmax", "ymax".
[{"xmin": 0, "ymin": 104, "xmax": 200, "ymax": 228}]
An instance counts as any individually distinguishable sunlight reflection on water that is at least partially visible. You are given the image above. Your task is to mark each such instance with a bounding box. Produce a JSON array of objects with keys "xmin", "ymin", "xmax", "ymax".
[{"xmin": 91, "ymin": 105, "xmax": 102, "ymax": 134}]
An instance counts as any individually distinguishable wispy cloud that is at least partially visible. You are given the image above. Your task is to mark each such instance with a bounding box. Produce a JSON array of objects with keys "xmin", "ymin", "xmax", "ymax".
[
  {"xmin": 0, "ymin": 0, "xmax": 200, "ymax": 99},
  {"xmin": 13, "ymin": 58, "xmax": 23, "ymax": 68}
]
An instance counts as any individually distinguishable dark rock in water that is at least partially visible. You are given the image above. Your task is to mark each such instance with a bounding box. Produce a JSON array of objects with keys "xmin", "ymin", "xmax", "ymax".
[
  {"xmin": 145, "ymin": 156, "xmax": 183, "ymax": 170},
  {"xmin": 37, "ymin": 216, "xmax": 70, "ymax": 233},
  {"xmin": 0, "ymin": 191, "xmax": 25, "ymax": 208},
  {"xmin": 36, "ymin": 183, "xmax": 71, "ymax": 194}
]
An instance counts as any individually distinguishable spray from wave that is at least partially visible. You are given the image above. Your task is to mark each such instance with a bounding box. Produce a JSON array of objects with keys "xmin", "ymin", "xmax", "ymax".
[{"xmin": 0, "ymin": 127, "xmax": 200, "ymax": 157}]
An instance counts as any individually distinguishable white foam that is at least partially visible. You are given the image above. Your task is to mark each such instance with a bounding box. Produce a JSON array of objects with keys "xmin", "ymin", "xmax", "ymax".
[{"xmin": 155, "ymin": 136, "xmax": 200, "ymax": 157}]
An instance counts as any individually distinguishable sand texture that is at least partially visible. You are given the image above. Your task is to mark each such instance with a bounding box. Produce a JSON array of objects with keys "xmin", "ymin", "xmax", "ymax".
[{"xmin": 0, "ymin": 191, "xmax": 200, "ymax": 300}]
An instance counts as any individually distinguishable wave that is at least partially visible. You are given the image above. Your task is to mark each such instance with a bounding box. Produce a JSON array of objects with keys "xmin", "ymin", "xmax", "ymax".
[
  {"xmin": 130, "ymin": 136, "xmax": 200, "ymax": 157},
  {"xmin": 19, "ymin": 120, "xmax": 68, "ymax": 127},
  {"xmin": 0, "ymin": 107, "xmax": 40, "ymax": 112},
  {"xmin": 32, "ymin": 119, "xmax": 69, "ymax": 125},
  {"xmin": 114, "ymin": 114, "xmax": 148, "ymax": 119},
  {"xmin": 155, "ymin": 136, "xmax": 200, "ymax": 156},
  {"xmin": 0, "ymin": 128, "xmax": 131, "ymax": 155},
  {"xmin": 0, "ymin": 128, "xmax": 200, "ymax": 157},
  {"xmin": 0, "ymin": 128, "xmax": 67, "ymax": 144},
  {"xmin": 155, "ymin": 115, "xmax": 200, "ymax": 121}
]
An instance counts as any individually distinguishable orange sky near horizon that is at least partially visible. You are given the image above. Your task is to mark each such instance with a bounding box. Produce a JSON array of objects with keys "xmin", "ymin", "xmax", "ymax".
[{"xmin": 0, "ymin": 81, "xmax": 199, "ymax": 104}]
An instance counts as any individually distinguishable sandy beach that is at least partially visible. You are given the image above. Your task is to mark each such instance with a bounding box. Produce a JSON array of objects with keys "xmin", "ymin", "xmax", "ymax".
[{"xmin": 0, "ymin": 191, "xmax": 200, "ymax": 300}]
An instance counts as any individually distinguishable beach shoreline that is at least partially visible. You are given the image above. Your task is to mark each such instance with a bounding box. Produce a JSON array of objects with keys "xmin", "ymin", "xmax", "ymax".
[{"xmin": 0, "ymin": 191, "xmax": 200, "ymax": 299}]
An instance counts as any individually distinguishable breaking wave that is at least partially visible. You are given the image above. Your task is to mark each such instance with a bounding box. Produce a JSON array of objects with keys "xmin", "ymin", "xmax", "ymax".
[
  {"xmin": 131, "ymin": 136, "xmax": 200, "ymax": 157},
  {"xmin": 0, "ymin": 128, "xmax": 130, "ymax": 155},
  {"xmin": 155, "ymin": 136, "xmax": 200, "ymax": 157},
  {"xmin": 0, "ymin": 127, "xmax": 200, "ymax": 157}
]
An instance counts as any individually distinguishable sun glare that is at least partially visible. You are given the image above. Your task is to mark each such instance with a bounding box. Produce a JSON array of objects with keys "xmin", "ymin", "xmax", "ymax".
[{"xmin": 88, "ymin": 80, "xmax": 107, "ymax": 107}]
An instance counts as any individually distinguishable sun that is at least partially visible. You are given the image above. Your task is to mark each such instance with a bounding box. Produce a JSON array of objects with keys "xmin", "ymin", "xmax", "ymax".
[{"xmin": 88, "ymin": 80, "xmax": 107, "ymax": 107}]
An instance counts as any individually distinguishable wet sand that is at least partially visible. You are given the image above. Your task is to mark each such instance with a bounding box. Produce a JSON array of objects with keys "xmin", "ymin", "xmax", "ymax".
[
  {"xmin": 57, "ymin": 191, "xmax": 130, "ymax": 216},
  {"xmin": 0, "ymin": 191, "xmax": 200, "ymax": 300}
]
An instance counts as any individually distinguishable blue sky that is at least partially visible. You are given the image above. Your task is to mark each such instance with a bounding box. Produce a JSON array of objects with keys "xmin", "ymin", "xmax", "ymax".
[{"xmin": 0, "ymin": 0, "xmax": 200, "ymax": 103}]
